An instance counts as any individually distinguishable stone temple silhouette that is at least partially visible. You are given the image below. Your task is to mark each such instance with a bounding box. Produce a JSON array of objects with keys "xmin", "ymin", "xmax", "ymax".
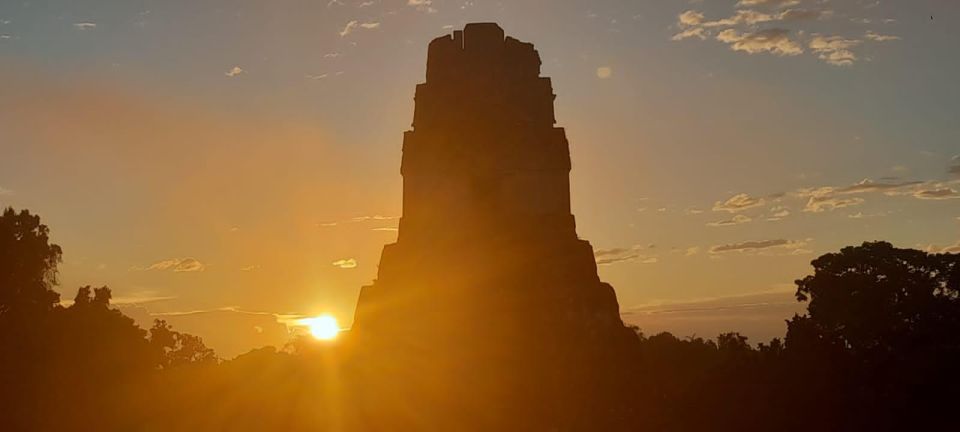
[{"xmin": 348, "ymin": 23, "xmax": 640, "ymax": 431}]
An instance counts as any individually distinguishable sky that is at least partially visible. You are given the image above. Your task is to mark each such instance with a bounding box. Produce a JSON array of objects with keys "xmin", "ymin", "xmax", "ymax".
[{"xmin": 1, "ymin": 0, "xmax": 958, "ymax": 357}]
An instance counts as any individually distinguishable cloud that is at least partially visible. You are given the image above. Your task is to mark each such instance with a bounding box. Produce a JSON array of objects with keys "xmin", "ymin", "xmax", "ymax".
[
  {"xmin": 360, "ymin": 22, "xmax": 380, "ymax": 29},
  {"xmin": 225, "ymin": 66, "xmax": 244, "ymax": 77},
  {"xmin": 913, "ymin": 187, "xmax": 960, "ymax": 200},
  {"xmin": 594, "ymin": 247, "xmax": 637, "ymax": 265},
  {"xmin": 596, "ymin": 66, "xmax": 612, "ymax": 79},
  {"xmin": 109, "ymin": 290, "xmax": 177, "ymax": 305},
  {"xmin": 332, "ymin": 258, "xmax": 357, "ymax": 269},
  {"xmin": 948, "ymin": 155, "xmax": 960, "ymax": 176},
  {"xmin": 865, "ymin": 31, "xmax": 901, "ymax": 42},
  {"xmin": 681, "ymin": 8, "xmax": 825, "ymax": 31},
  {"xmin": 594, "ymin": 246, "xmax": 656, "ymax": 266},
  {"xmin": 710, "ymin": 238, "xmax": 807, "ymax": 254},
  {"xmin": 595, "ymin": 248, "xmax": 631, "ymax": 257},
  {"xmin": 596, "ymin": 254, "xmax": 639, "ymax": 265},
  {"xmin": 672, "ymin": 3, "xmax": 895, "ymax": 67},
  {"xmin": 351, "ymin": 215, "xmax": 398, "ymax": 222},
  {"xmin": 804, "ymin": 195, "xmax": 864, "ymax": 212},
  {"xmin": 809, "ymin": 35, "xmax": 861, "ymax": 66},
  {"xmin": 713, "ymin": 193, "xmax": 765, "ymax": 213},
  {"xmin": 359, "ymin": 1, "xmax": 375, "ymax": 7},
  {"xmin": 407, "ymin": 0, "xmax": 437, "ymax": 13},
  {"xmin": 685, "ymin": 246, "xmax": 701, "ymax": 256},
  {"xmin": 716, "ymin": 28, "xmax": 803, "ymax": 56},
  {"xmin": 672, "ymin": 27, "xmax": 707, "ymax": 41},
  {"xmin": 240, "ymin": 265, "xmax": 260, "ymax": 271},
  {"xmin": 678, "ymin": 10, "xmax": 705, "ymax": 26},
  {"xmin": 707, "ymin": 214, "xmax": 752, "ymax": 227},
  {"xmin": 778, "ymin": 8, "xmax": 831, "ymax": 22},
  {"xmin": 735, "ymin": 0, "xmax": 799, "ymax": 7},
  {"xmin": 319, "ymin": 215, "xmax": 398, "ymax": 228},
  {"xmin": 836, "ymin": 179, "xmax": 923, "ymax": 194},
  {"xmin": 926, "ymin": 241, "xmax": 960, "ymax": 254},
  {"xmin": 847, "ymin": 211, "xmax": 887, "ymax": 219},
  {"xmin": 136, "ymin": 258, "xmax": 206, "ymax": 272},
  {"xmin": 339, "ymin": 20, "xmax": 358, "ymax": 37},
  {"xmin": 73, "ymin": 22, "xmax": 97, "ymax": 30},
  {"xmin": 703, "ymin": 10, "xmax": 776, "ymax": 27},
  {"xmin": 798, "ymin": 179, "xmax": 923, "ymax": 211},
  {"xmin": 766, "ymin": 206, "xmax": 790, "ymax": 221}
]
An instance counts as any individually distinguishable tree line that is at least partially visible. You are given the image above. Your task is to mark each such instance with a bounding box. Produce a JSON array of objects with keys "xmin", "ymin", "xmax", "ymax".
[{"xmin": 1, "ymin": 206, "xmax": 958, "ymax": 431}]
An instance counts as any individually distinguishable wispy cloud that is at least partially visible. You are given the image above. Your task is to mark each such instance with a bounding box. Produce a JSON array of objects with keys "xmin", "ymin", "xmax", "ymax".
[
  {"xmin": 225, "ymin": 66, "xmax": 244, "ymax": 77},
  {"xmin": 713, "ymin": 193, "xmax": 765, "ymax": 213},
  {"xmin": 710, "ymin": 239, "xmax": 808, "ymax": 254},
  {"xmin": 332, "ymin": 258, "xmax": 357, "ymax": 269},
  {"xmin": 865, "ymin": 31, "xmax": 901, "ymax": 42},
  {"xmin": 798, "ymin": 179, "xmax": 927, "ymax": 211},
  {"xmin": 596, "ymin": 66, "xmax": 612, "ymax": 79},
  {"xmin": 809, "ymin": 35, "xmax": 861, "ymax": 66},
  {"xmin": 672, "ymin": 27, "xmax": 707, "ymax": 41},
  {"xmin": 133, "ymin": 258, "xmax": 206, "ymax": 272},
  {"xmin": 318, "ymin": 215, "xmax": 398, "ymax": 228},
  {"xmin": 717, "ymin": 28, "xmax": 803, "ymax": 56},
  {"xmin": 925, "ymin": 240, "xmax": 960, "ymax": 254},
  {"xmin": 735, "ymin": 0, "xmax": 799, "ymax": 7},
  {"xmin": 707, "ymin": 214, "xmax": 752, "ymax": 227},
  {"xmin": 594, "ymin": 246, "xmax": 657, "ymax": 265},
  {"xmin": 339, "ymin": 20, "xmax": 358, "ymax": 37},
  {"xmin": 766, "ymin": 206, "xmax": 790, "ymax": 221},
  {"xmin": 408, "ymin": 0, "xmax": 437, "ymax": 13},
  {"xmin": 948, "ymin": 155, "xmax": 960, "ymax": 176},
  {"xmin": 913, "ymin": 187, "xmax": 960, "ymax": 200},
  {"xmin": 73, "ymin": 22, "xmax": 97, "ymax": 30},
  {"xmin": 672, "ymin": 2, "xmax": 895, "ymax": 67},
  {"xmin": 340, "ymin": 20, "xmax": 380, "ymax": 37},
  {"xmin": 803, "ymin": 194, "xmax": 865, "ymax": 212},
  {"xmin": 110, "ymin": 290, "xmax": 176, "ymax": 305}
]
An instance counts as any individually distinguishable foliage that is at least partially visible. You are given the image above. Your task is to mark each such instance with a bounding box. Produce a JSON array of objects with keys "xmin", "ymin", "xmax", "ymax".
[
  {"xmin": 0, "ymin": 207, "xmax": 62, "ymax": 315},
  {"xmin": 2, "ymin": 209, "xmax": 959, "ymax": 431}
]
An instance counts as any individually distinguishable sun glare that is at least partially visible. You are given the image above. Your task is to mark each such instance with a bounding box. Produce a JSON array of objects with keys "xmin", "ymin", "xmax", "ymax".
[{"xmin": 303, "ymin": 315, "xmax": 340, "ymax": 340}]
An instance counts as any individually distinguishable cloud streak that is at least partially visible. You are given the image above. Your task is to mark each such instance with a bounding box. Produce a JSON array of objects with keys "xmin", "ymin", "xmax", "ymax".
[
  {"xmin": 134, "ymin": 258, "xmax": 206, "ymax": 272},
  {"xmin": 332, "ymin": 258, "xmax": 357, "ymax": 269},
  {"xmin": 710, "ymin": 239, "xmax": 807, "ymax": 254},
  {"xmin": 713, "ymin": 193, "xmax": 765, "ymax": 213}
]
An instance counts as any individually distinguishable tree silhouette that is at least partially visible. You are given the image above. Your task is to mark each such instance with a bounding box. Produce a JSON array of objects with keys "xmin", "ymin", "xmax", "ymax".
[
  {"xmin": 783, "ymin": 241, "xmax": 960, "ymax": 431},
  {"xmin": 150, "ymin": 319, "xmax": 218, "ymax": 369},
  {"xmin": 0, "ymin": 207, "xmax": 61, "ymax": 316},
  {"xmin": 787, "ymin": 241, "xmax": 960, "ymax": 356}
]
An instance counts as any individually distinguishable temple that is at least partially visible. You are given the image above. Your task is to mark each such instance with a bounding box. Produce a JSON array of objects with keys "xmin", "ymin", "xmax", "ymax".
[{"xmin": 347, "ymin": 23, "xmax": 640, "ymax": 431}]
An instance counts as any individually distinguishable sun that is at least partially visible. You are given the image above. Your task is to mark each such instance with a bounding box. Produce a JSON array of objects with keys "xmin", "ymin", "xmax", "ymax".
[{"xmin": 303, "ymin": 315, "xmax": 340, "ymax": 340}]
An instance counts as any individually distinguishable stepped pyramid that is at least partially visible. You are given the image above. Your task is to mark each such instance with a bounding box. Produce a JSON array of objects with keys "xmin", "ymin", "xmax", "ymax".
[{"xmin": 347, "ymin": 23, "xmax": 640, "ymax": 431}]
